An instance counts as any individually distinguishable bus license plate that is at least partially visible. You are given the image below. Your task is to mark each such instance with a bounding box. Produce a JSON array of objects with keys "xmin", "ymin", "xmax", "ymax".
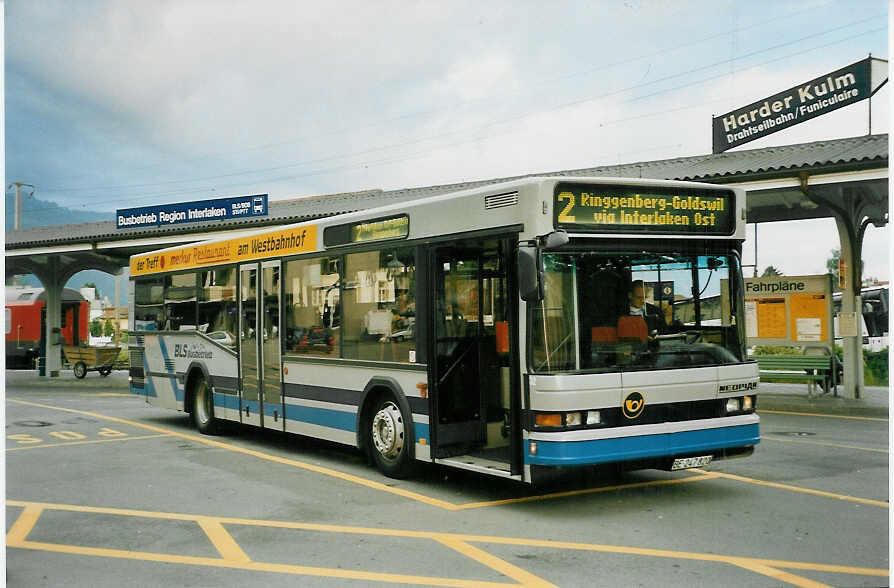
[{"xmin": 671, "ymin": 455, "xmax": 713, "ymax": 470}]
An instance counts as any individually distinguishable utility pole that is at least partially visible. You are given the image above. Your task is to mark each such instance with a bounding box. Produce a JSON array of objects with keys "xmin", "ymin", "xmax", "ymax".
[{"xmin": 8, "ymin": 182, "xmax": 35, "ymax": 230}]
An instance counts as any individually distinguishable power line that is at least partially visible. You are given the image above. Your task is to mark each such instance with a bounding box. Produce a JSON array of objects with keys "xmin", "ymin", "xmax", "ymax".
[{"xmin": 36, "ymin": 2, "xmax": 825, "ymax": 187}]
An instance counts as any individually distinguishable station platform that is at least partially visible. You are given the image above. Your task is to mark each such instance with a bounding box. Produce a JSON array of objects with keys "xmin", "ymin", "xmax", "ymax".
[{"xmin": 757, "ymin": 381, "xmax": 889, "ymax": 418}]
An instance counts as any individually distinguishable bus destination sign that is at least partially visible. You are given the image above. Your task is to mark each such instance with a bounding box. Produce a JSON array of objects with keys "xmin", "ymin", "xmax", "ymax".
[
  {"xmin": 323, "ymin": 215, "xmax": 409, "ymax": 247},
  {"xmin": 554, "ymin": 183, "xmax": 734, "ymax": 235}
]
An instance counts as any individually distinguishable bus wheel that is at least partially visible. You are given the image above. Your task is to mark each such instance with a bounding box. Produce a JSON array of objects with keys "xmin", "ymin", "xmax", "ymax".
[
  {"xmin": 368, "ymin": 395, "xmax": 414, "ymax": 478},
  {"xmin": 192, "ymin": 376, "xmax": 219, "ymax": 435},
  {"xmin": 73, "ymin": 362, "xmax": 87, "ymax": 379}
]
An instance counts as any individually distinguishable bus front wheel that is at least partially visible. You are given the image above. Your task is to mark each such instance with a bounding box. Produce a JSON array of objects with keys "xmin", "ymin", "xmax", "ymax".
[
  {"xmin": 368, "ymin": 394, "xmax": 415, "ymax": 478},
  {"xmin": 192, "ymin": 376, "xmax": 219, "ymax": 435}
]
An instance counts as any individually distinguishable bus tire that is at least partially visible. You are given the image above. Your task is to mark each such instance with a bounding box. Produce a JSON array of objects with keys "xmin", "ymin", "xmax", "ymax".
[
  {"xmin": 73, "ymin": 362, "xmax": 87, "ymax": 379},
  {"xmin": 368, "ymin": 393, "xmax": 415, "ymax": 479},
  {"xmin": 192, "ymin": 376, "xmax": 219, "ymax": 435}
]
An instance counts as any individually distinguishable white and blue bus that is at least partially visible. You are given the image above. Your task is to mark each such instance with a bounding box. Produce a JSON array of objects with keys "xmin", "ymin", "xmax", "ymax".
[{"xmin": 129, "ymin": 177, "xmax": 759, "ymax": 483}]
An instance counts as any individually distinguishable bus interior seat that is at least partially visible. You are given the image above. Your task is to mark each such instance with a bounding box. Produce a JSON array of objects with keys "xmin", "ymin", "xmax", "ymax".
[{"xmin": 617, "ymin": 315, "xmax": 647, "ymax": 344}]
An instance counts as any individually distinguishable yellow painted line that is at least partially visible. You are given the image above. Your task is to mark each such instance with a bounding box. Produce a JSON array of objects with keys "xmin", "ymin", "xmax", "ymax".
[
  {"xmin": 724, "ymin": 559, "xmax": 831, "ymax": 588},
  {"xmin": 8, "ymin": 500, "xmax": 888, "ymax": 581},
  {"xmin": 197, "ymin": 520, "xmax": 251, "ymax": 563},
  {"xmin": 762, "ymin": 434, "xmax": 889, "ymax": 454},
  {"xmin": 8, "ymin": 398, "xmax": 718, "ymax": 512},
  {"xmin": 454, "ymin": 473, "xmax": 720, "ymax": 509},
  {"xmin": 8, "ymin": 398, "xmax": 458, "ymax": 511},
  {"xmin": 6, "ymin": 434, "xmax": 170, "ymax": 452},
  {"xmin": 436, "ymin": 537, "xmax": 556, "ymax": 588},
  {"xmin": 6, "ymin": 505, "xmax": 44, "ymax": 544},
  {"xmin": 8, "ymin": 539, "xmax": 517, "ymax": 587},
  {"xmin": 691, "ymin": 469, "xmax": 889, "ymax": 508},
  {"xmin": 459, "ymin": 534, "xmax": 889, "ymax": 579},
  {"xmin": 759, "ymin": 409, "xmax": 888, "ymax": 422}
]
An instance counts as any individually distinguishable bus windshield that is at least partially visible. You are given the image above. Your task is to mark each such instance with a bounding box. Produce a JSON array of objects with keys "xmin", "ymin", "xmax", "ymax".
[{"xmin": 531, "ymin": 250, "xmax": 745, "ymax": 373}]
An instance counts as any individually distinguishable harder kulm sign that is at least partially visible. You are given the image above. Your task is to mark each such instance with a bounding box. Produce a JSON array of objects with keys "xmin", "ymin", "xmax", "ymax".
[{"xmin": 712, "ymin": 57, "xmax": 886, "ymax": 153}]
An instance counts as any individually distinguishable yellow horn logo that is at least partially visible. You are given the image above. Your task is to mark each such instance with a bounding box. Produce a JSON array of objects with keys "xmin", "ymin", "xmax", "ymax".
[{"xmin": 622, "ymin": 391, "xmax": 645, "ymax": 419}]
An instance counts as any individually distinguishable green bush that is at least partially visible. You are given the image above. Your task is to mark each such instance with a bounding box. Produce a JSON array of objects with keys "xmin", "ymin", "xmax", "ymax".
[{"xmin": 864, "ymin": 348, "xmax": 888, "ymax": 386}]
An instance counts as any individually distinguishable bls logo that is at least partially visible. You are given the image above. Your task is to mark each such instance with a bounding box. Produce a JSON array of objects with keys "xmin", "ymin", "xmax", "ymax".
[
  {"xmin": 622, "ymin": 391, "xmax": 645, "ymax": 419},
  {"xmin": 174, "ymin": 344, "xmax": 188, "ymax": 358}
]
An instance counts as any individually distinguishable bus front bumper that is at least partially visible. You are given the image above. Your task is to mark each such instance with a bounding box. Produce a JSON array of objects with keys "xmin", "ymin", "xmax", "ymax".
[{"xmin": 524, "ymin": 415, "xmax": 760, "ymax": 466}]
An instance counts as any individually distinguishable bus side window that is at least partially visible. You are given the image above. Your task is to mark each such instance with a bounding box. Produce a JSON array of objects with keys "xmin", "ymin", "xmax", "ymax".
[
  {"xmin": 343, "ymin": 248, "xmax": 415, "ymax": 362},
  {"xmin": 283, "ymin": 256, "xmax": 340, "ymax": 357}
]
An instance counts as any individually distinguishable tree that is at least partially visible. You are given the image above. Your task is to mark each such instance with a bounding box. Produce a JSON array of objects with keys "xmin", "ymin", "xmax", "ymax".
[
  {"xmin": 103, "ymin": 319, "xmax": 115, "ymax": 337},
  {"xmin": 761, "ymin": 266, "xmax": 783, "ymax": 277},
  {"xmin": 826, "ymin": 249, "xmax": 841, "ymax": 291},
  {"xmin": 89, "ymin": 318, "xmax": 103, "ymax": 337}
]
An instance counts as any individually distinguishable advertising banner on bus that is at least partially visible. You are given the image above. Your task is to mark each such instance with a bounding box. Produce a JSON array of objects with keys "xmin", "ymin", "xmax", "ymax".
[
  {"xmin": 130, "ymin": 224, "xmax": 317, "ymax": 275},
  {"xmin": 117, "ymin": 194, "xmax": 269, "ymax": 229}
]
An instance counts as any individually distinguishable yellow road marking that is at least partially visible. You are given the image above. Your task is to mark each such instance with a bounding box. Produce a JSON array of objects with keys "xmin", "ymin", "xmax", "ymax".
[
  {"xmin": 8, "ymin": 398, "xmax": 457, "ymax": 511},
  {"xmin": 7, "ymin": 500, "xmax": 887, "ymax": 584},
  {"xmin": 725, "ymin": 559, "xmax": 832, "ymax": 588},
  {"xmin": 6, "ymin": 505, "xmax": 43, "ymax": 544},
  {"xmin": 7, "ymin": 398, "xmax": 717, "ymax": 512},
  {"xmin": 762, "ymin": 434, "xmax": 889, "ymax": 454},
  {"xmin": 454, "ymin": 473, "xmax": 720, "ymax": 509},
  {"xmin": 759, "ymin": 409, "xmax": 888, "ymax": 422},
  {"xmin": 6, "ymin": 433, "xmax": 170, "ymax": 452},
  {"xmin": 436, "ymin": 537, "xmax": 556, "ymax": 588},
  {"xmin": 196, "ymin": 519, "xmax": 251, "ymax": 563},
  {"xmin": 9, "ymin": 539, "xmax": 517, "ymax": 587},
  {"xmin": 691, "ymin": 469, "xmax": 889, "ymax": 508}
]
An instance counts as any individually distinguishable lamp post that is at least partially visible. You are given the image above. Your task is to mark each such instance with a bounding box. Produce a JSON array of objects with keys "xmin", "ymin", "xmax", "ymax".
[{"xmin": 8, "ymin": 182, "xmax": 35, "ymax": 230}]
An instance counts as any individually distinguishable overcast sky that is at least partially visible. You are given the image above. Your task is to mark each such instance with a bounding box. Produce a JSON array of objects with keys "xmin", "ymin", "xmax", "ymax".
[{"xmin": 5, "ymin": 0, "xmax": 890, "ymax": 281}]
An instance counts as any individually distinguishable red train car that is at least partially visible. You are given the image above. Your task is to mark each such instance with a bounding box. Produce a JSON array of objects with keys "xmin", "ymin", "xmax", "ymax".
[{"xmin": 5, "ymin": 286, "xmax": 89, "ymax": 369}]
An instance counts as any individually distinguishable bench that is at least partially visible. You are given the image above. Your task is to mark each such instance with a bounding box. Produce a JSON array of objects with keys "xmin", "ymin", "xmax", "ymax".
[{"xmin": 752, "ymin": 354, "xmax": 838, "ymax": 397}]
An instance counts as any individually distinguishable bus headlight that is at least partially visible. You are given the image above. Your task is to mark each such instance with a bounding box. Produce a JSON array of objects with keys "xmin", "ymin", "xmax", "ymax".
[
  {"xmin": 725, "ymin": 398, "xmax": 741, "ymax": 414},
  {"xmin": 742, "ymin": 396, "xmax": 754, "ymax": 411},
  {"xmin": 586, "ymin": 410, "xmax": 601, "ymax": 425},
  {"xmin": 565, "ymin": 412, "xmax": 582, "ymax": 426}
]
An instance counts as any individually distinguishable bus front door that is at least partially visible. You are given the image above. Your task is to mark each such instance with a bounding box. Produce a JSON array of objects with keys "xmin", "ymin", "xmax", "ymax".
[
  {"xmin": 238, "ymin": 262, "xmax": 284, "ymax": 430},
  {"xmin": 432, "ymin": 239, "xmax": 513, "ymax": 462}
]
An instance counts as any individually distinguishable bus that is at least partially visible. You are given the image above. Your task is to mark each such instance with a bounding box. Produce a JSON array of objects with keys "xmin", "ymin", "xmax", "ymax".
[
  {"xmin": 833, "ymin": 285, "xmax": 889, "ymax": 351},
  {"xmin": 128, "ymin": 177, "xmax": 759, "ymax": 483}
]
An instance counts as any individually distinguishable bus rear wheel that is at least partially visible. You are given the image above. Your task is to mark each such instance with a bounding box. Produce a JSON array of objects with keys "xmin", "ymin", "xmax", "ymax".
[
  {"xmin": 368, "ymin": 394, "xmax": 415, "ymax": 479},
  {"xmin": 192, "ymin": 376, "xmax": 219, "ymax": 435}
]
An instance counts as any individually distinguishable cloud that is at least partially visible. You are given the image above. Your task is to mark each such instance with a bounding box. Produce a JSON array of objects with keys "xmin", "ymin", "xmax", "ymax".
[{"xmin": 6, "ymin": 0, "xmax": 889, "ymax": 282}]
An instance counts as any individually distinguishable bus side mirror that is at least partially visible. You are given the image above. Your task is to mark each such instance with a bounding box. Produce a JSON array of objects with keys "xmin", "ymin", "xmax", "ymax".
[
  {"xmin": 518, "ymin": 247, "xmax": 542, "ymax": 302},
  {"xmin": 542, "ymin": 230, "xmax": 569, "ymax": 250}
]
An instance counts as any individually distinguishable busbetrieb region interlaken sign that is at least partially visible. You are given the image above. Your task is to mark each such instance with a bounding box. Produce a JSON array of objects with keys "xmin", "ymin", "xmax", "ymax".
[{"xmin": 712, "ymin": 57, "xmax": 887, "ymax": 153}]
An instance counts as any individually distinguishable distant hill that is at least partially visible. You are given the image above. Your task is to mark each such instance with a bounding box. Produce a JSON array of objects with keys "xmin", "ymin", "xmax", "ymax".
[
  {"xmin": 6, "ymin": 196, "xmax": 122, "ymax": 302},
  {"xmin": 5, "ymin": 193, "xmax": 113, "ymax": 230}
]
